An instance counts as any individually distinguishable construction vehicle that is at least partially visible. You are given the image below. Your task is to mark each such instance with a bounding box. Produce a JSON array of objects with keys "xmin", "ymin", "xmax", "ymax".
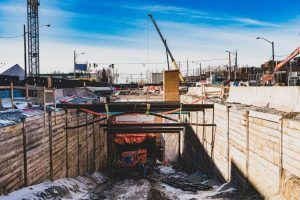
[
  {"xmin": 118, "ymin": 149, "xmax": 147, "ymax": 167},
  {"xmin": 148, "ymin": 14, "xmax": 184, "ymax": 82},
  {"xmin": 261, "ymin": 47, "xmax": 300, "ymax": 85}
]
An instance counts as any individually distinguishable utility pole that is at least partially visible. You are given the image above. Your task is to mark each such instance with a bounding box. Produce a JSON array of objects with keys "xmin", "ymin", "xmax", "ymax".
[
  {"xmin": 115, "ymin": 68, "xmax": 118, "ymax": 84},
  {"xmin": 271, "ymin": 42, "xmax": 275, "ymax": 72},
  {"xmin": 235, "ymin": 50, "xmax": 238, "ymax": 80},
  {"xmin": 186, "ymin": 59, "xmax": 189, "ymax": 83},
  {"xmin": 24, "ymin": 24, "xmax": 27, "ymax": 78},
  {"xmin": 193, "ymin": 69, "xmax": 195, "ymax": 82},
  {"xmin": 228, "ymin": 52, "xmax": 231, "ymax": 80},
  {"xmin": 73, "ymin": 50, "xmax": 76, "ymax": 78},
  {"xmin": 199, "ymin": 63, "xmax": 202, "ymax": 76}
]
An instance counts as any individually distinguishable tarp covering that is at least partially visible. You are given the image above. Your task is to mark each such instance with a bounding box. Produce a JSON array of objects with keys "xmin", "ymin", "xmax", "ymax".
[{"xmin": 114, "ymin": 134, "xmax": 156, "ymax": 145}]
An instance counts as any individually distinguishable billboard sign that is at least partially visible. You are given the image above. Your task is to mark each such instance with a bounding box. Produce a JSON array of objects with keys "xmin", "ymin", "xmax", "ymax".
[{"xmin": 75, "ymin": 64, "xmax": 88, "ymax": 71}]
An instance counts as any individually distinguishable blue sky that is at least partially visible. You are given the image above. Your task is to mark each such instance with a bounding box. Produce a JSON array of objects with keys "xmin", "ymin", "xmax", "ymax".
[{"xmin": 0, "ymin": 0, "xmax": 300, "ymax": 81}]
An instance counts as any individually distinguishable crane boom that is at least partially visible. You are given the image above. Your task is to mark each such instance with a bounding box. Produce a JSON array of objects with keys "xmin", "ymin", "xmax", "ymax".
[
  {"xmin": 148, "ymin": 14, "xmax": 184, "ymax": 82},
  {"xmin": 274, "ymin": 47, "xmax": 300, "ymax": 72}
]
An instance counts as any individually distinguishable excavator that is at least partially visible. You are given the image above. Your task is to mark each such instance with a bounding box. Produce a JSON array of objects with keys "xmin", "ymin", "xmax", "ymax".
[
  {"xmin": 261, "ymin": 47, "xmax": 300, "ymax": 85},
  {"xmin": 148, "ymin": 14, "xmax": 185, "ymax": 82}
]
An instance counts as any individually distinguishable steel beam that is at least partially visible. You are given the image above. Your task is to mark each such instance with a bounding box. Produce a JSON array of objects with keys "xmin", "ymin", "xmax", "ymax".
[
  {"xmin": 106, "ymin": 129, "xmax": 183, "ymax": 134},
  {"xmin": 101, "ymin": 123, "xmax": 185, "ymax": 127},
  {"xmin": 104, "ymin": 127, "xmax": 184, "ymax": 132},
  {"xmin": 101, "ymin": 123, "xmax": 216, "ymax": 127},
  {"xmin": 57, "ymin": 102, "xmax": 213, "ymax": 112}
]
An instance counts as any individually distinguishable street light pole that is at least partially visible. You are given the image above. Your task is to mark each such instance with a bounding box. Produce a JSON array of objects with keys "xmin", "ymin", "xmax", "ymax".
[
  {"xmin": 24, "ymin": 24, "xmax": 27, "ymax": 78},
  {"xmin": 256, "ymin": 37, "xmax": 275, "ymax": 72}
]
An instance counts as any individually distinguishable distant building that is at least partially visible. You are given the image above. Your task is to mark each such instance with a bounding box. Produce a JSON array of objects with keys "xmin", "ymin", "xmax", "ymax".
[
  {"xmin": 151, "ymin": 72, "xmax": 163, "ymax": 84},
  {"xmin": 0, "ymin": 64, "xmax": 25, "ymax": 80}
]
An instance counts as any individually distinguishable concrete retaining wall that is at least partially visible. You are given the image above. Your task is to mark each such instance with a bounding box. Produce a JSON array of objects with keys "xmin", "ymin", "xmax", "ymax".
[
  {"xmin": 182, "ymin": 95, "xmax": 300, "ymax": 198},
  {"xmin": 0, "ymin": 110, "xmax": 107, "ymax": 195}
]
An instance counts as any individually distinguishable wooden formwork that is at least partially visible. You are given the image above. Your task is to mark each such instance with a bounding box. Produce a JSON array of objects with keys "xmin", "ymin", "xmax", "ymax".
[
  {"xmin": 66, "ymin": 109, "xmax": 79, "ymax": 177},
  {"xmin": 0, "ymin": 109, "xmax": 108, "ymax": 195},
  {"xmin": 181, "ymin": 94, "xmax": 300, "ymax": 198},
  {"xmin": 0, "ymin": 124, "xmax": 24, "ymax": 195}
]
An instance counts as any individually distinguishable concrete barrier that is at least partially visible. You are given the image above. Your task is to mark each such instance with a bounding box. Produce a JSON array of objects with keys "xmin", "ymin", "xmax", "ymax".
[
  {"xmin": 227, "ymin": 86, "xmax": 300, "ymax": 112},
  {"xmin": 226, "ymin": 87, "xmax": 267, "ymax": 106},
  {"xmin": 253, "ymin": 87, "xmax": 273, "ymax": 107},
  {"xmin": 269, "ymin": 87, "xmax": 300, "ymax": 112}
]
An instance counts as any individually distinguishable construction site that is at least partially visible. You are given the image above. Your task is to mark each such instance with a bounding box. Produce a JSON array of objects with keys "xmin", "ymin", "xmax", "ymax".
[{"xmin": 1, "ymin": 1, "xmax": 300, "ymax": 200}]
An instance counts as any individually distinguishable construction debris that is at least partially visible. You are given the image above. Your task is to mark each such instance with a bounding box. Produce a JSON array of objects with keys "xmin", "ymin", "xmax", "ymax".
[{"xmin": 161, "ymin": 176, "xmax": 212, "ymax": 192}]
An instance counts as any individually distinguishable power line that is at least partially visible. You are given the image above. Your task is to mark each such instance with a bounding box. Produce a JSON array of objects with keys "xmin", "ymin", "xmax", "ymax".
[{"xmin": 92, "ymin": 58, "xmax": 227, "ymax": 66}]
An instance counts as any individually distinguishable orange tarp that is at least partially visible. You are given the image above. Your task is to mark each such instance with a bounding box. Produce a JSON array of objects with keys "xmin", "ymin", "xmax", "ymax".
[{"xmin": 114, "ymin": 134, "xmax": 156, "ymax": 145}]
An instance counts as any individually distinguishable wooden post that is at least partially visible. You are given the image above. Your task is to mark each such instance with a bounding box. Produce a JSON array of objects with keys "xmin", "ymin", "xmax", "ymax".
[
  {"xmin": 245, "ymin": 110, "xmax": 249, "ymax": 180},
  {"xmin": 279, "ymin": 118, "xmax": 283, "ymax": 185},
  {"xmin": 42, "ymin": 87, "xmax": 46, "ymax": 127},
  {"xmin": 43, "ymin": 86, "xmax": 46, "ymax": 113},
  {"xmin": 93, "ymin": 116, "xmax": 96, "ymax": 172},
  {"xmin": 0, "ymin": 99, "xmax": 3, "ymax": 111},
  {"xmin": 202, "ymin": 110, "xmax": 205, "ymax": 144},
  {"xmin": 49, "ymin": 113, "xmax": 53, "ymax": 181},
  {"xmin": 25, "ymin": 84, "xmax": 29, "ymax": 102},
  {"xmin": 10, "ymin": 82, "xmax": 14, "ymax": 109},
  {"xmin": 22, "ymin": 122, "xmax": 28, "ymax": 187},
  {"xmin": 227, "ymin": 106, "xmax": 230, "ymax": 181},
  {"xmin": 77, "ymin": 110, "xmax": 80, "ymax": 176},
  {"xmin": 65, "ymin": 110, "xmax": 69, "ymax": 177},
  {"xmin": 54, "ymin": 88, "xmax": 57, "ymax": 124},
  {"xmin": 211, "ymin": 106, "xmax": 215, "ymax": 160},
  {"xmin": 86, "ymin": 113, "xmax": 89, "ymax": 173}
]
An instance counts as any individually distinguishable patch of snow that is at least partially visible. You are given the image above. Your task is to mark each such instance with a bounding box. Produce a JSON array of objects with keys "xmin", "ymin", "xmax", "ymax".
[
  {"xmin": 158, "ymin": 165, "xmax": 175, "ymax": 175},
  {"xmin": 0, "ymin": 119, "xmax": 15, "ymax": 127},
  {"xmin": 0, "ymin": 173, "xmax": 108, "ymax": 200},
  {"xmin": 161, "ymin": 181, "xmax": 238, "ymax": 200}
]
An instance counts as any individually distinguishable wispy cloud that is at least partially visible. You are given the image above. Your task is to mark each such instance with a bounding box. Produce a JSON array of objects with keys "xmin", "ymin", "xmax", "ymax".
[
  {"xmin": 120, "ymin": 3, "xmax": 282, "ymax": 28},
  {"xmin": 229, "ymin": 17, "xmax": 283, "ymax": 28}
]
